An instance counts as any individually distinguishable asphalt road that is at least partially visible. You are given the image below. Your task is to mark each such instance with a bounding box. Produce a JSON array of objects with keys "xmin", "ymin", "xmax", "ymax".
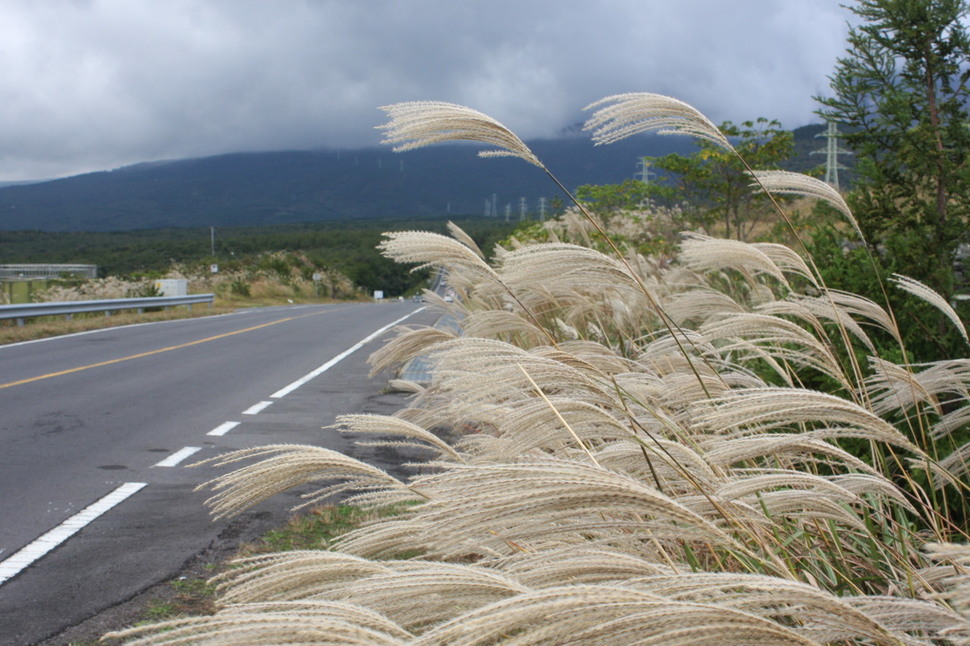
[{"xmin": 0, "ymin": 302, "xmax": 436, "ymax": 644}]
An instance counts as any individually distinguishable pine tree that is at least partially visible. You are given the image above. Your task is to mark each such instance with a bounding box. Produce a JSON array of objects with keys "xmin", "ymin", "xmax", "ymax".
[{"xmin": 817, "ymin": 0, "xmax": 970, "ymax": 301}]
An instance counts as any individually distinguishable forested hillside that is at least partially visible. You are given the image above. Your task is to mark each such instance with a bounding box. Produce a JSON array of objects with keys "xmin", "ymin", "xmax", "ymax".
[
  {"xmin": 0, "ymin": 126, "xmax": 833, "ymax": 232},
  {"xmin": 0, "ymin": 216, "xmax": 517, "ymax": 293}
]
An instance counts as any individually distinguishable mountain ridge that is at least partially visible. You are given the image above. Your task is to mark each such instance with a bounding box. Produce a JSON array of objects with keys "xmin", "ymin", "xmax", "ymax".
[{"xmin": 0, "ymin": 125, "xmax": 830, "ymax": 232}]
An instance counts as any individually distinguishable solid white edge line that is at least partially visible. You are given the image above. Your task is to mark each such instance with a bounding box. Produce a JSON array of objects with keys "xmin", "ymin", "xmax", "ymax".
[
  {"xmin": 0, "ymin": 482, "xmax": 147, "ymax": 586},
  {"xmin": 207, "ymin": 421, "xmax": 240, "ymax": 436},
  {"xmin": 271, "ymin": 308, "xmax": 425, "ymax": 399},
  {"xmin": 154, "ymin": 446, "xmax": 202, "ymax": 467},
  {"xmin": 242, "ymin": 400, "xmax": 274, "ymax": 415}
]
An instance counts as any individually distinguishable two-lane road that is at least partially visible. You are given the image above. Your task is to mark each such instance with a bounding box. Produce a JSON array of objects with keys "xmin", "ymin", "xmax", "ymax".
[{"xmin": 0, "ymin": 302, "xmax": 435, "ymax": 644}]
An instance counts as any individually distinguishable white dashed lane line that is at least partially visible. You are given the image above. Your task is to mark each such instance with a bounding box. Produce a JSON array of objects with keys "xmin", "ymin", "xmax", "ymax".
[
  {"xmin": 242, "ymin": 400, "xmax": 274, "ymax": 415},
  {"xmin": 154, "ymin": 446, "xmax": 202, "ymax": 468},
  {"xmin": 0, "ymin": 482, "xmax": 147, "ymax": 586},
  {"xmin": 0, "ymin": 308, "xmax": 427, "ymax": 588},
  {"xmin": 207, "ymin": 421, "xmax": 240, "ymax": 436}
]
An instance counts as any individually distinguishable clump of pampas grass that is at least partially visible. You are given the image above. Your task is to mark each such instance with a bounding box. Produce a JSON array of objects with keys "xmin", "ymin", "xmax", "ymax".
[{"xmin": 112, "ymin": 94, "xmax": 970, "ymax": 645}]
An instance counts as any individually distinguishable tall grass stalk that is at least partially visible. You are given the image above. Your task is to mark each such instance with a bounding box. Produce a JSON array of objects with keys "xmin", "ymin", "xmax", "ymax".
[{"xmin": 112, "ymin": 94, "xmax": 970, "ymax": 645}]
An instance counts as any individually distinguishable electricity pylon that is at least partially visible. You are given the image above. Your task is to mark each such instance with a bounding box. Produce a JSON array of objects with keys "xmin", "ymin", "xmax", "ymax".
[
  {"xmin": 812, "ymin": 121, "xmax": 853, "ymax": 190},
  {"xmin": 635, "ymin": 157, "xmax": 656, "ymax": 183}
]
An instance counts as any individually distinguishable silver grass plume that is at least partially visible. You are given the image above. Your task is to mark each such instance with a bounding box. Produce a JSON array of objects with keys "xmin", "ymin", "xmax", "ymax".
[
  {"xmin": 446, "ymin": 220, "xmax": 485, "ymax": 260},
  {"xmin": 367, "ymin": 326, "xmax": 458, "ymax": 376},
  {"xmin": 751, "ymin": 241, "xmax": 821, "ymax": 289},
  {"xmin": 378, "ymin": 101, "xmax": 543, "ymax": 168},
  {"xmin": 192, "ymin": 445, "xmax": 419, "ymax": 519},
  {"xmin": 583, "ymin": 93, "xmax": 733, "ymax": 151},
  {"xmin": 757, "ymin": 296, "xmax": 877, "ymax": 354},
  {"xmin": 410, "ymin": 585, "xmax": 823, "ymax": 646},
  {"xmin": 926, "ymin": 542, "xmax": 970, "ymax": 640},
  {"xmin": 749, "ymin": 170, "xmax": 862, "ymax": 240},
  {"xmin": 106, "ymin": 600, "xmax": 414, "ymax": 645},
  {"xmin": 699, "ymin": 312, "xmax": 851, "ymax": 388},
  {"xmin": 328, "ymin": 414, "xmax": 464, "ymax": 463},
  {"xmin": 891, "ymin": 273, "xmax": 969, "ymax": 344},
  {"xmin": 679, "ymin": 234, "xmax": 791, "ymax": 290},
  {"xmin": 692, "ymin": 387, "xmax": 923, "ymax": 454},
  {"xmin": 702, "ymin": 434, "xmax": 882, "ymax": 475},
  {"xmin": 378, "ymin": 230, "xmax": 499, "ymax": 284}
]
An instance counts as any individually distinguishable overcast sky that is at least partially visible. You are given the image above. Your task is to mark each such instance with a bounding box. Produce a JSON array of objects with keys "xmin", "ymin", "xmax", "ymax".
[{"xmin": 0, "ymin": 1, "xmax": 854, "ymax": 182}]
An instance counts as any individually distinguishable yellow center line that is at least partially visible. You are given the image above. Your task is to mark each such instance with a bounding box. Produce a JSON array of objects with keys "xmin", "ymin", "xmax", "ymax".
[{"xmin": 1, "ymin": 315, "xmax": 305, "ymax": 390}]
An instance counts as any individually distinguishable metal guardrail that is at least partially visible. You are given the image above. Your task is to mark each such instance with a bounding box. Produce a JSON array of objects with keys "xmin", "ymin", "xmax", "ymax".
[
  {"xmin": 0, "ymin": 294, "xmax": 214, "ymax": 326},
  {"xmin": 0, "ymin": 263, "xmax": 98, "ymax": 280}
]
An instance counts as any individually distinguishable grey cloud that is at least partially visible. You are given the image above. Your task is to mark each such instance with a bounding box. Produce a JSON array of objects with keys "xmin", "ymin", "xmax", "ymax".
[{"xmin": 0, "ymin": 0, "xmax": 852, "ymax": 181}]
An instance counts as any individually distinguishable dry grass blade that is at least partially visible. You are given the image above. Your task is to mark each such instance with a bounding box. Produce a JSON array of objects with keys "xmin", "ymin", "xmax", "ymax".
[
  {"xmin": 446, "ymin": 220, "xmax": 486, "ymax": 260},
  {"xmin": 484, "ymin": 396, "xmax": 632, "ymax": 459},
  {"xmin": 334, "ymin": 458, "xmax": 738, "ymax": 559},
  {"xmin": 865, "ymin": 357, "xmax": 942, "ymax": 418},
  {"xmin": 628, "ymin": 572, "xmax": 904, "ymax": 644},
  {"xmin": 461, "ymin": 309, "xmax": 550, "ymax": 345},
  {"xmin": 757, "ymin": 296, "xmax": 876, "ymax": 354},
  {"xmin": 826, "ymin": 288, "xmax": 901, "ymax": 343},
  {"xmin": 496, "ymin": 242, "xmax": 646, "ymax": 299},
  {"xmin": 583, "ymin": 93, "xmax": 732, "ymax": 151},
  {"xmin": 699, "ymin": 313, "xmax": 850, "ymax": 388},
  {"xmin": 891, "ymin": 273, "xmax": 969, "ymax": 344},
  {"xmin": 926, "ymin": 542, "xmax": 970, "ymax": 636},
  {"xmin": 751, "ymin": 242, "xmax": 820, "ymax": 289},
  {"xmin": 412, "ymin": 585, "xmax": 821, "ymax": 646},
  {"xmin": 664, "ymin": 288, "xmax": 746, "ymax": 327},
  {"xmin": 846, "ymin": 595, "xmax": 970, "ymax": 644},
  {"xmin": 216, "ymin": 552, "xmax": 530, "ymax": 630},
  {"xmin": 938, "ymin": 442, "xmax": 970, "ymax": 485},
  {"xmin": 192, "ymin": 445, "xmax": 418, "ymax": 519},
  {"xmin": 106, "ymin": 600, "xmax": 414, "ymax": 645},
  {"xmin": 492, "ymin": 546, "xmax": 677, "ymax": 587},
  {"xmin": 703, "ymin": 434, "xmax": 880, "ymax": 474},
  {"xmin": 378, "ymin": 101, "xmax": 542, "ymax": 167},
  {"xmin": 212, "ymin": 551, "xmax": 390, "ymax": 603},
  {"xmin": 692, "ymin": 387, "xmax": 922, "ymax": 453},
  {"xmin": 368, "ymin": 326, "xmax": 457, "ymax": 376},
  {"xmin": 378, "ymin": 230, "xmax": 500, "ymax": 284},
  {"xmin": 679, "ymin": 234, "xmax": 790, "ymax": 289},
  {"xmin": 330, "ymin": 413, "xmax": 464, "ymax": 462},
  {"xmin": 749, "ymin": 170, "xmax": 861, "ymax": 239}
]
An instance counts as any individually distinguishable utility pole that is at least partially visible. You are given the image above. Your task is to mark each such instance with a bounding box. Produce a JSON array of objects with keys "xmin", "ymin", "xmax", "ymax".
[
  {"xmin": 519, "ymin": 197, "xmax": 527, "ymax": 221},
  {"xmin": 538, "ymin": 197, "xmax": 547, "ymax": 221},
  {"xmin": 211, "ymin": 226, "xmax": 215, "ymax": 257},
  {"xmin": 812, "ymin": 121, "xmax": 853, "ymax": 190}
]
